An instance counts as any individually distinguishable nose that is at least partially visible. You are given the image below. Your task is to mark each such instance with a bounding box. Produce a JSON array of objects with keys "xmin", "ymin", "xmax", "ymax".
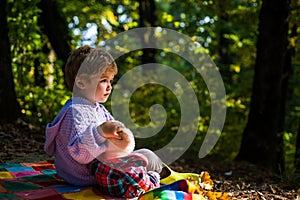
[{"xmin": 107, "ymin": 82, "xmax": 112, "ymax": 90}]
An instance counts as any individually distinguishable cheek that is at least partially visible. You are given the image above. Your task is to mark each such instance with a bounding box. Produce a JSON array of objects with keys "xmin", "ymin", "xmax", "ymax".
[{"xmin": 97, "ymin": 83, "xmax": 106, "ymax": 92}]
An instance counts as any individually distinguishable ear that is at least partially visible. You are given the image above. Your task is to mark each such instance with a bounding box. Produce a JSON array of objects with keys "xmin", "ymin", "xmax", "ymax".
[{"xmin": 75, "ymin": 76, "xmax": 86, "ymax": 89}]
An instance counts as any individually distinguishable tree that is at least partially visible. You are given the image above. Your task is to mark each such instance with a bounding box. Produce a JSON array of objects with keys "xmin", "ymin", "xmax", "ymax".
[
  {"xmin": 37, "ymin": 0, "xmax": 71, "ymax": 72},
  {"xmin": 1, "ymin": 0, "xmax": 299, "ymax": 166},
  {"xmin": 236, "ymin": 0, "xmax": 291, "ymax": 171},
  {"xmin": 138, "ymin": 0, "xmax": 157, "ymax": 72},
  {"xmin": 0, "ymin": 0, "xmax": 20, "ymax": 123},
  {"xmin": 215, "ymin": 1, "xmax": 233, "ymax": 84},
  {"xmin": 295, "ymin": 123, "xmax": 300, "ymax": 172}
]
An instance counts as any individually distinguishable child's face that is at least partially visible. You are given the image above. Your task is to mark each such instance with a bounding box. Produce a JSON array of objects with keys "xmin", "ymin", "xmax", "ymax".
[
  {"xmin": 95, "ymin": 71, "xmax": 115, "ymax": 103},
  {"xmin": 79, "ymin": 70, "xmax": 115, "ymax": 103}
]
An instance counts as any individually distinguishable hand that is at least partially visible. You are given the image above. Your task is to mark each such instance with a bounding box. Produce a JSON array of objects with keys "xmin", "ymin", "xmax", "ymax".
[{"xmin": 98, "ymin": 121, "xmax": 124, "ymax": 139}]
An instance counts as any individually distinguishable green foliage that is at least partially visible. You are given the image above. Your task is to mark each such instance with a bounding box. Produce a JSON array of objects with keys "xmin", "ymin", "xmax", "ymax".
[
  {"xmin": 16, "ymin": 84, "xmax": 71, "ymax": 127},
  {"xmin": 5, "ymin": 0, "xmax": 300, "ymax": 172},
  {"xmin": 7, "ymin": 0, "xmax": 73, "ymax": 128}
]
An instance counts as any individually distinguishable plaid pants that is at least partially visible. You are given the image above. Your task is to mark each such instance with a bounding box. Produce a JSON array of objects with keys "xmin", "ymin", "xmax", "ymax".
[{"xmin": 91, "ymin": 153, "xmax": 160, "ymax": 198}]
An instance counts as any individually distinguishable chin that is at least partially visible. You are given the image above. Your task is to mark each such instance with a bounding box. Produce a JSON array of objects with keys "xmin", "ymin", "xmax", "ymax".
[{"xmin": 98, "ymin": 99, "xmax": 107, "ymax": 103}]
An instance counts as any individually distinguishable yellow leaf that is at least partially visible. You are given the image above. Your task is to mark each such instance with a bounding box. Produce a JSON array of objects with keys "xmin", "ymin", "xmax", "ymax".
[
  {"xmin": 199, "ymin": 171, "xmax": 214, "ymax": 190},
  {"xmin": 204, "ymin": 191, "xmax": 231, "ymax": 200},
  {"xmin": 230, "ymin": 64, "xmax": 240, "ymax": 73},
  {"xmin": 106, "ymin": 11, "xmax": 118, "ymax": 26}
]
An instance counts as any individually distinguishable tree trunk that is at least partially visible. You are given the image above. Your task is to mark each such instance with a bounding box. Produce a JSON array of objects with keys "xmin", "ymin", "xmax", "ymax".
[
  {"xmin": 37, "ymin": 0, "xmax": 71, "ymax": 72},
  {"xmin": 236, "ymin": 0, "xmax": 290, "ymax": 171},
  {"xmin": 276, "ymin": 23, "xmax": 296, "ymax": 172},
  {"xmin": 0, "ymin": 0, "xmax": 21, "ymax": 123},
  {"xmin": 295, "ymin": 123, "xmax": 300, "ymax": 172},
  {"xmin": 138, "ymin": 0, "xmax": 157, "ymax": 73},
  {"xmin": 216, "ymin": 2, "xmax": 233, "ymax": 84}
]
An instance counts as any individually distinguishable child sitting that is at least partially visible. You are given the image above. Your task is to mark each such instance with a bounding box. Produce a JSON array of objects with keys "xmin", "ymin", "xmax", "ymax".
[
  {"xmin": 44, "ymin": 45, "xmax": 201, "ymax": 198},
  {"xmin": 44, "ymin": 46, "xmax": 162, "ymax": 198}
]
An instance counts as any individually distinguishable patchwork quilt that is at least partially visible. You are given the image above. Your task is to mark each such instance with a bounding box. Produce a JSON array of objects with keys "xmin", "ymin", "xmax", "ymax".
[{"xmin": 0, "ymin": 160, "xmax": 230, "ymax": 200}]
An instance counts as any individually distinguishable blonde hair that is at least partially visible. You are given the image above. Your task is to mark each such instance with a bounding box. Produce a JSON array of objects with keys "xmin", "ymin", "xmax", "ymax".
[{"xmin": 65, "ymin": 45, "xmax": 117, "ymax": 91}]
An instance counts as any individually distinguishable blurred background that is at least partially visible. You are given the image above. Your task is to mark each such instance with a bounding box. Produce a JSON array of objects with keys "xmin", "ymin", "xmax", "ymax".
[{"xmin": 0, "ymin": 0, "xmax": 299, "ymax": 177}]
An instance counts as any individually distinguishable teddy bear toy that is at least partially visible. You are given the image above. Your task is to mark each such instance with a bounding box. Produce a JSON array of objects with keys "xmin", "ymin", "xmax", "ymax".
[{"xmin": 100, "ymin": 120, "xmax": 135, "ymax": 159}]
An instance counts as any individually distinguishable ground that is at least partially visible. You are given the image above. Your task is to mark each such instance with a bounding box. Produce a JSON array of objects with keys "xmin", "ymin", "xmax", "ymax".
[{"xmin": 0, "ymin": 122, "xmax": 299, "ymax": 199}]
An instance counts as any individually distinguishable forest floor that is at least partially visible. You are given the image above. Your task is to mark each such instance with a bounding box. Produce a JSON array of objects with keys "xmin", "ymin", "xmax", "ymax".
[{"xmin": 0, "ymin": 121, "xmax": 299, "ymax": 200}]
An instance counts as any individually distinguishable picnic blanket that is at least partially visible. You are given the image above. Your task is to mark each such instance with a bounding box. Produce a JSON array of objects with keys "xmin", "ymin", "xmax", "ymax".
[{"xmin": 0, "ymin": 160, "xmax": 230, "ymax": 200}]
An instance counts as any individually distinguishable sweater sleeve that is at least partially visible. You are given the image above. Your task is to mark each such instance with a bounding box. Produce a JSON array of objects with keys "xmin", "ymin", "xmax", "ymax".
[{"xmin": 67, "ymin": 108, "xmax": 107, "ymax": 164}]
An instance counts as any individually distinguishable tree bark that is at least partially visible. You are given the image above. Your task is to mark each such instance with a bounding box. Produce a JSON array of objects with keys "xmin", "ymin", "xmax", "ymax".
[
  {"xmin": 138, "ymin": 0, "xmax": 157, "ymax": 73},
  {"xmin": 236, "ymin": 0, "xmax": 290, "ymax": 171},
  {"xmin": 276, "ymin": 23, "xmax": 296, "ymax": 172},
  {"xmin": 37, "ymin": 0, "xmax": 71, "ymax": 72},
  {"xmin": 0, "ymin": 0, "xmax": 21, "ymax": 123},
  {"xmin": 295, "ymin": 123, "xmax": 300, "ymax": 172},
  {"xmin": 217, "ymin": 2, "xmax": 233, "ymax": 84}
]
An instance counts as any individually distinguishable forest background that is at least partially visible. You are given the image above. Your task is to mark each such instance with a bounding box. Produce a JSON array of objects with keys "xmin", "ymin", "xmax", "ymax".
[{"xmin": 0, "ymin": 0, "xmax": 300, "ymax": 183}]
